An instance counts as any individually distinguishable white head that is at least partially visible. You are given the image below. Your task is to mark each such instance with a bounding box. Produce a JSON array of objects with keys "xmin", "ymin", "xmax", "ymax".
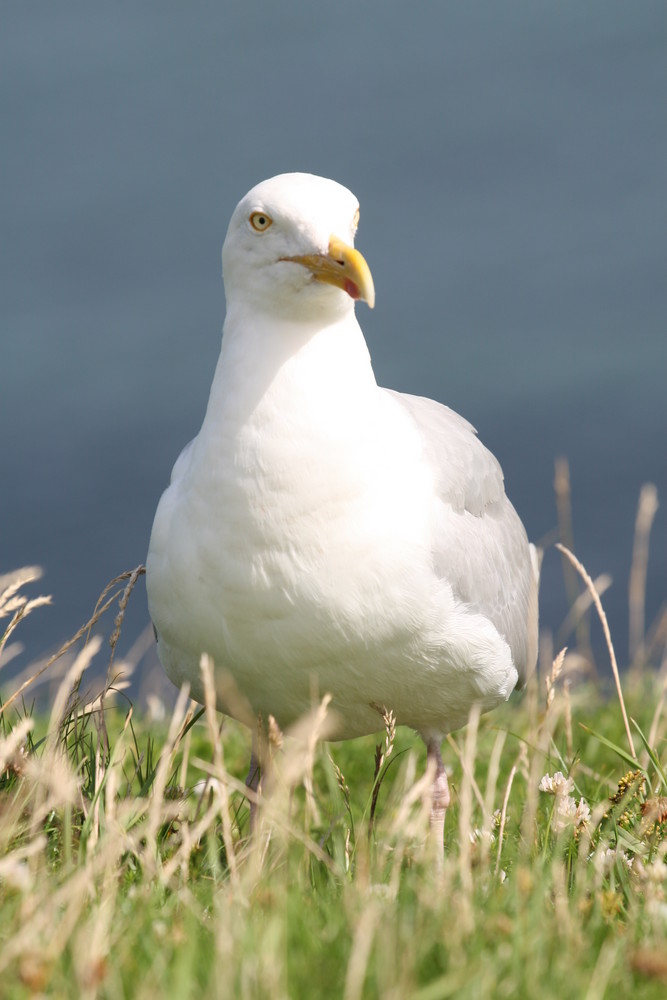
[{"xmin": 222, "ymin": 173, "xmax": 375, "ymax": 321}]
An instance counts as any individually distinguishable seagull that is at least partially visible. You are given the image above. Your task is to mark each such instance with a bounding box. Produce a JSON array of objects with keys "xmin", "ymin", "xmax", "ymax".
[{"xmin": 146, "ymin": 172, "xmax": 539, "ymax": 848}]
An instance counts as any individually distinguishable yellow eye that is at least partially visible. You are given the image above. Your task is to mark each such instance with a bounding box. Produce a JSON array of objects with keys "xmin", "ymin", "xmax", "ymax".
[
  {"xmin": 353, "ymin": 208, "xmax": 360, "ymax": 229},
  {"xmin": 249, "ymin": 211, "xmax": 273, "ymax": 232}
]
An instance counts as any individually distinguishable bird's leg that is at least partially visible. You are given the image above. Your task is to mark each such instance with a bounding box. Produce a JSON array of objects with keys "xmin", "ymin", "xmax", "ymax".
[
  {"xmin": 426, "ymin": 738, "xmax": 450, "ymax": 854},
  {"xmin": 245, "ymin": 742, "xmax": 261, "ymax": 834},
  {"xmin": 245, "ymin": 715, "xmax": 281, "ymax": 835}
]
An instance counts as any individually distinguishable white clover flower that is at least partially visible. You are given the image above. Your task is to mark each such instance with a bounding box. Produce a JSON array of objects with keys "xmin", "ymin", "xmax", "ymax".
[
  {"xmin": 539, "ymin": 771, "xmax": 574, "ymax": 796},
  {"xmin": 594, "ymin": 847, "xmax": 634, "ymax": 876},
  {"xmin": 539, "ymin": 770, "xmax": 590, "ymax": 834},
  {"xmin": 634, "ymin": 858, "xmax": 667, "ymax": 918},
  {"xmin": 635, "ymin": 858, "xmax": 667, "ymax": 892},
  {"xmin": 552, "ymin": 795, "xmax": 577, "ymax": 833},
  {"xmin": 468, "ymin": 827, "xmax": 495, "ymax": 846},
  {"xmin": 574, "ymin": 798, "xmax": 591, "ymax": 825},
  {"xmin": 551, "ymin": 794, "xmax": 590, "ymax": 833}
]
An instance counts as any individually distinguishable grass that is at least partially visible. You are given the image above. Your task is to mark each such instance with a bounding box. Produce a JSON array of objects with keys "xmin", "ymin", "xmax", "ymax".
[{"xmin": 1, "ymin": 476, "xmax": 666, "ymax": 999}]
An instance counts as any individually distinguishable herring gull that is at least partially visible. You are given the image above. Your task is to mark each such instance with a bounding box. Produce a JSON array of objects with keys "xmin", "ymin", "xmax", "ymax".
[{"xmin": 146, "ymin": 172, "xmax": 539, "ymax": 847}]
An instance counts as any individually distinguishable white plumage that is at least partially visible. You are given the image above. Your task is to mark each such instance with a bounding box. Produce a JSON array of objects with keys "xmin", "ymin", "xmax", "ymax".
[{"xmin": 146, "ymin": 173, "xmax": 539, "ymax": 837}]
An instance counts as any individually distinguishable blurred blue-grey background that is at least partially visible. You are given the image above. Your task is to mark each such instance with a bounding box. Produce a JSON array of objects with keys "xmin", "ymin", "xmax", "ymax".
[{"xmin": 2, "ymin": 1, "xmax": 665, "ymax": 694}]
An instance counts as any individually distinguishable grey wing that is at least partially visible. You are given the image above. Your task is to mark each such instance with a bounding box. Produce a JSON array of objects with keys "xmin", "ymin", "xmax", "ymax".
[{"xmin": 384, "ymin": 389, "xmax": 539, "ymax": 687}]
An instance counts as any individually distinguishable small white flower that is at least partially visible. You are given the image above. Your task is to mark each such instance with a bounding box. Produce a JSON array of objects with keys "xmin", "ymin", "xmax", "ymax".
[
  {"xmin": 552, "ymin": 795, "xmax": 576, "ymax": 832},
  {"xmin": 468, "ymin": 827, "xmax": 496, "ymax": 846},
  {"xmin": 552, "ymin": 794, "xmax": 590, "ymax": 833},
  {"xmin": 539, "ymin": 771, "xmax": 574, "ymax": 796},
  {"xmin": 634, "ymin": 858, "xmax": 667, "ymax": 917},
  {"xmin": 538, "ymin": 773, "xmax": 553, "ymax": 793},
  {"xmin": 574, "ymin": 797, "xmax": 591, "ymax": 825},
  {"xmin": 635, "ymin": 858, "xmax": 667, "ymax": 891},
  {"xmin": 540, "ymin": 771, "xmax": 590, "ymax": 834},
  {"xmin": 594, "ymin": 847, "xmax": 633, "ymax": 876}
]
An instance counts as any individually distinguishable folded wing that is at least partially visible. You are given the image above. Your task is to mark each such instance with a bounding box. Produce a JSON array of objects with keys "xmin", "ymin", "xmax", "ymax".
[{"xmin": 384, "ymin": 388, "xmax": 539, "ymax": 687}]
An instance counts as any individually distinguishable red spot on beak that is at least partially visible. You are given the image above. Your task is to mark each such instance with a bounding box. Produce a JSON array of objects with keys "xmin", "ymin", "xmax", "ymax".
[{"xmin": 344, "ymin": 278, "xmax": 361, "ymax": 300}]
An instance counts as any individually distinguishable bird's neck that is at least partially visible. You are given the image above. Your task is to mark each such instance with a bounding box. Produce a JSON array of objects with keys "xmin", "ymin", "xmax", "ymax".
[{"xmin": 201, "ymin": 305, "xmax": 379, "ymax": 437}]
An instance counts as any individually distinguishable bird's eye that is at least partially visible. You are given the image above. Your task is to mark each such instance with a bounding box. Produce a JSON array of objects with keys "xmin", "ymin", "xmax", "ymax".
[
  {"xmin": 249, "ymin": 211, "xmax": 273, "ymax": 232},
  {"xmin": 353, "ymin": 208, "xmax": 360, "ymax": 229}
]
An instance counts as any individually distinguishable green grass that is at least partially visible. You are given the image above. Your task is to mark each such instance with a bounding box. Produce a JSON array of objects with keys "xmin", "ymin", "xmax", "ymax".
[{"xmin": 1, "ymin": 549, "xmax": 666, "ymax": 998}]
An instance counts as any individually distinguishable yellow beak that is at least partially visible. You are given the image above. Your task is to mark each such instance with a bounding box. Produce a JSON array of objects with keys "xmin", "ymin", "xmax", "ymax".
[{"xmin": 280, "ymin": 235, "xmax": 375, "ymax": 308}]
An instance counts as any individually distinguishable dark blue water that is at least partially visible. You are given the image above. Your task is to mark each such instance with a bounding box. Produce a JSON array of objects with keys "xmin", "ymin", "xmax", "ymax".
[{"xmin": 2, "ymin": 1, "xmax": 666, "ymax": 694}]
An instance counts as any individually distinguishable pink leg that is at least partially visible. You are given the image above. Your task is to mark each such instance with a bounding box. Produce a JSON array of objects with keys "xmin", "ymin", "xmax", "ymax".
[{"xmin": 426, "ymin": 738, "xmax": 450, "ymax": 855}]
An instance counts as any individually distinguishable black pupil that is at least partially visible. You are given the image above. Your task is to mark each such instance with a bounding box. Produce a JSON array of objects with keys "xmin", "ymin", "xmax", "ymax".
[{"xmin": 257, "ymin": 216, "xmax": 265, "ymax": 226}]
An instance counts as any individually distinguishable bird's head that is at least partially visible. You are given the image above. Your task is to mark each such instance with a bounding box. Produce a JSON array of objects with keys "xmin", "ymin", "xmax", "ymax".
[{"xmin": 222, "ymin": 173, "xmax": 375, "ymax": 321}]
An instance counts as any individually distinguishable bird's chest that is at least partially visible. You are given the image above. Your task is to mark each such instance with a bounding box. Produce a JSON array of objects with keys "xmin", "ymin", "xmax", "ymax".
[{"xmin": 168, "ymin": 399, "xmax": 435, "ymax": 664}]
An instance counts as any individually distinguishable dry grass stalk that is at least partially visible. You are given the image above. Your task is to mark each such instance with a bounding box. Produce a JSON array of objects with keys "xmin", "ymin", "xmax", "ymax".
[
  {"xmin": 551, "ymin": 858, "xmax": 574, "ymax": 941},
  {"xmin": 380, "ymin": 752, "xmax": 434, "ymax": 885},
  {"xmin": 0, "ymin": 822, "xmax": 139, "ymax": 978},
  {"xmin": 200, "ymin": 654, "xmax": 240, "ymax": 889},
  {"xmin": 0, "ymin": 716, "xmax": 34, "ymax": 777},
  {"xmin": 546, "ymin": 646, "xmax": 567, "ymax": 709},
  {"xmin": 369, "ymin": 703, "xmax": 396, "ymax": 831},
  {"xmin": 482, "ymin": 728, "xmax": 506, "ymax": 861},
  {"xmin": 556, "ymin": 543, "xmax": 636, "ymax": 759},
  {"xmin": 106, "ymin": 564, "xmax": 145, "ymax": 677},
  {"xmin": 46, "ymin": 637, "xmax": 102, "ymax": 749},
  {"xmin": 300, "ymin": 698, "xmax": 330, "ymax": 829},
  {"xmin": 0, "ymin": 567, "xmax": 52, "ymax": 664},
  {"xmin": 495, "ymin": 763, "xmax": 517, "ymax": 876},
  {"xmin": 519, "ymin": 697, "xmax": 555, "ymax": 858},
  {"xmin": 584, "ymin": 937, "xmax": 619, "ymax": 1000},
  {"xmin": 328, "ymin": 753, "xmax": 351, "ymax": 812},
  {"xmin": 369, "ymin": 744, "xmax": 383, "ymax": 834},
  {"xmin": 343, "ymin": 896, "xmax": 382, "ymax": 1000},
  {"xmin": 554, "ymin": 457, "xmax": 592, "ymax": 662},
  {"xmin": 458, "ymin": 703, "xmax": 481, "ymax": 915},
  {"xmin": 629, "ymin": 483, "xmax": 659, "ymax": 667},
  {"xmin": 447, "ymin": 731, "xmax": 486, "ymax": 815},
  {"xmin": 1, "ymin": 567, "xmax": 143, "ymax": 716},
  {"xmin": 267, "ymin": 713, "xmax": 283, "ymax": 753},
  {"xmin": 369, "ymin": 702, "xmax": 396, "ymax": 772},
  {"xmin": 145, "ymin": 683, "xmax": 193, "ymax": 864}
]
